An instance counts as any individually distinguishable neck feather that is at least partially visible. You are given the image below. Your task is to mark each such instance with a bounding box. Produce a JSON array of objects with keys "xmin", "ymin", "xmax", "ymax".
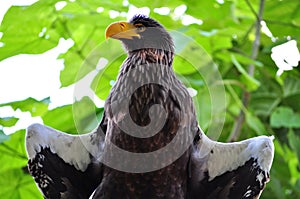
[{"xmin": 120, "ymin": 48, "xmax": 174, "ymax": 75}]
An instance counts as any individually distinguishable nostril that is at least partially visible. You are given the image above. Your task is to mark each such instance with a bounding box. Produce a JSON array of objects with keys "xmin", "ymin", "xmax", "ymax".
[{"xmin": 120, "ymin": 22, "xmax": 126, "ymax": 30}]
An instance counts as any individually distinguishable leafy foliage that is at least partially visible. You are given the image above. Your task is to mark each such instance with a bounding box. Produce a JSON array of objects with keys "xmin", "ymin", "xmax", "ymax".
[
  {"xmin": 0, "ymin": 0, "xmax": 300, "ymax": 198},
  {"xmin": 0, "ymin": 97, "xmax": 50, "ymax": 117}
]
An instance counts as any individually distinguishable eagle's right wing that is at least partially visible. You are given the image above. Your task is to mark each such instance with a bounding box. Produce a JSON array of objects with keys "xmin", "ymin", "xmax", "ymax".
[{"xmin": 26, "ymin": 118, "xmax": 106, "ymax": 199}]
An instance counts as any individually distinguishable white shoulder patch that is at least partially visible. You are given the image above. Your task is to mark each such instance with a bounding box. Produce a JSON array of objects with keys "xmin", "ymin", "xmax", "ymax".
[
  {"xmin": 26, "ymin": 123, "xmax": 104, "ymax": 172},
  {"xmin": 193, "ymin": 128, "xmax": 274, "ymax": 181}
]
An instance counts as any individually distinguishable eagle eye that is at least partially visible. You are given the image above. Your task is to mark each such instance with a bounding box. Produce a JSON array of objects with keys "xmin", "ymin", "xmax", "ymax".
[{"xmin": 134, "ymin": 23, "xmax": 146, "ymax": 32}]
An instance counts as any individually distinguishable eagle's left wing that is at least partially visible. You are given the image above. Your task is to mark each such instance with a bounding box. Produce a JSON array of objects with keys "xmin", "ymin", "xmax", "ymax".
[
  {"xmin": 26, "ymin": 122, "xmax": 106, "ymax": 199},
  {"xmin": 189, "ymin": 128, "xmax": 274, "ymax": 199}
]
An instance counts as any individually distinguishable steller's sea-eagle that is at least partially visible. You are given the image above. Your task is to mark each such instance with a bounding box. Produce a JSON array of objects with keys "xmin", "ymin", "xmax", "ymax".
[{"xmin": 26, "ymin": 15, "xmax": 274, "ymax": 199}]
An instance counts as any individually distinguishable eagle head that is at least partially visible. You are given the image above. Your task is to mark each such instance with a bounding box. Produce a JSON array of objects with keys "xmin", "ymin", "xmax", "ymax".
[{"xmin": 105, "ymin": 15, "xmax": 174, "ymax": 53}]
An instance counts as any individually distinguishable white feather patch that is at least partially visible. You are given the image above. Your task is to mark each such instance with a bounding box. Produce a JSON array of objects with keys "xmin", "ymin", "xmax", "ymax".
[
  {"xmin": 193, "ymin": 128, "xmax": 274, "ymax": 181},
  {"xmin": 26, "ymin": 123, "xmax": 104, "ymax": 172}
]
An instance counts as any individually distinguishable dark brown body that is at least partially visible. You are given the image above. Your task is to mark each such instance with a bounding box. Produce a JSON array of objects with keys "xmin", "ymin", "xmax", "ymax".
[
  {"xmin": 95, "ymin": 154, "xmax": 190, "ymax": 199},
  {"xmin": 92, "ymin": 49, "xmax": 198, "ymax": 199}
]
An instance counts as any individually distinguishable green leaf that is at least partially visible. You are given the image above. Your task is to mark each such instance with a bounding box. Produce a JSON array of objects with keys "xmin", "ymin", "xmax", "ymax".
[
  {"xmin": 92, "ymin": 40, "xmax": 126, "ymax": 100},
  {"xmin": 42, "ymin": 104, "xmax": 77, "ymax": 133},
  {"xmin": 184, "ymin": 0, "xmax": 235, "ymax": 30},
  {"xmin": 246, "ymin": 112, "xmax": 266, "ymax": 136},
  {"xmin": 58, "ymin": 9, "xmax": 121, "ymax": 87},
  {"xmin": 0, "ymin": 130, "xmax": 10, "ymax": 144},
  {"xmin": 177, "ymin": 72, "xmax": 204, "ymax": 89},
  {"xmin": 0, "ymin": 130, "xmax": 28, "ymax": 172},
  {"xmin": 231, "ymin": 54, "xmax": 260, "ymax": 91},
  {"xmin": 195, "ymin": 85, "xmax": 228, "ymax": 140},
  {"xmin": 283, "ymin": 76, "xmax": 300, "ymax": 98},
  {"xmin": 73, "ymin": 97, "xmax": 104, "ymax": 134},
  {"xmin": 0, "ymin": 0, "xmax": 61, "ymax": 61},
  {"xmin": 250, "ymin": 75, "xmax": 282, "ymax": 118},
  {"xmin": 270, "ymin": 107, "xmax": 300, "ymax": 128},
  {"xmin": 42, "ymin": 97, "xmax": 103, "ymax": 134},
  {"xmin": 0, "ymin": 98, "xmax": 50, "ymax": 117},
  {"xmin": 59, "ymin": 49, "xmax": 85, "ymax": 87},
  {"xmin": 209, "ymin": 34, "xmax": 232, "ymax": 51},
  {"xmin": 151, "ymin": 13, "xmax": 182, "ymax": 29},
  {"xmin": 232, "ymin": 53, "xmax": 263, "ymax": 68},
  {"xmin": 195, "ymin": 87, "xmax": 212, "ymax": 131},
  {"xmin": 0, "ymin": 117, "xmax": 19, "ymax": 127},
  {"xmin": 176, "ymin": 41, "xmax": 213, "ymax": 72},
  {"xmin": 173, "ymin": 56, "xmax": 197, "ymax": 75},
  {"xmin": 171, "ymin": 30, "xmax": 193, "ymax": 54},
  {"xmin": 130, "ymin": 0, "xmax": 183, "ymax": 9},
  {"xmin": 287, "ymin": 129, "xmax": 300, "ymax": 171},
  {"xmin": 282, "ymin": 76, "xmax": 300, "ymax": 112},
  {"xmin": 0, "ymin": 168, "xmax": 41, "ymax": 199},
  {"xmin": 264, "ymin": 0, "xmax": 300, "ymax": 37}
]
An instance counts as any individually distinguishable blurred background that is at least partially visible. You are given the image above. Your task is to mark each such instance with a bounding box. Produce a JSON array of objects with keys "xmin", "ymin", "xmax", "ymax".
[{"xmin": 0, "ymin": 0, "xmax": 299, "ymax": 198}]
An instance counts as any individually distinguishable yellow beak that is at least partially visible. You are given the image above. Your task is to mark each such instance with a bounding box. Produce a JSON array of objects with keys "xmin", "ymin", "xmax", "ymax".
[{"xmin": 105, "ymin": 22, "xmax": 141, "ymax": 40}]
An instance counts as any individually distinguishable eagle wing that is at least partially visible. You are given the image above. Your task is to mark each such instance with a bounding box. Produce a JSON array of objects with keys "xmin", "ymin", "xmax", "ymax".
[
  {"xmin": 25, "ymin": 116, "xmax": 107, "ymax": 199},
  {"xmin": 189, "ymin": 128, "xmax": 274, "ymax": 199}
]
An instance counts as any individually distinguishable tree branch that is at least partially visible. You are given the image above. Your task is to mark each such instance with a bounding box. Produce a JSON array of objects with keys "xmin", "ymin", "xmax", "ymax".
[
  {"xmin": 245, "ymin": 0, "xmax": 259, "ymax": 20},
  {"xmin": 227, "ymin": 0, "xmax": 265, "ymax": 142}
]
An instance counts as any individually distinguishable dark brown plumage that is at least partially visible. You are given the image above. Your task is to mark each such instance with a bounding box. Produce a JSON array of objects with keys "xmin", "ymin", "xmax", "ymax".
[
  {"xmin": 94, "ymin": 21, "xmax": 197, "ymax": 199},
  {"xmin": 93, "ymin": 15, "xmax": 198, "ymax": 198}
]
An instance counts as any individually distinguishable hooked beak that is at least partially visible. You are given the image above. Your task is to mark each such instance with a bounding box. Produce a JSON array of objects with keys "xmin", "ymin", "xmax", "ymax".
[{"xmin": 105, "ymin": 22, "xmax": 141, "ymax": 40}]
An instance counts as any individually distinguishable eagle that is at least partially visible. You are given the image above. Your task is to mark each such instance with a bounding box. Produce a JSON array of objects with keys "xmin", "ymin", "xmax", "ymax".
[{"xmin": 26, "ymin": 15, "xmax": 274, "ymax": 199}]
